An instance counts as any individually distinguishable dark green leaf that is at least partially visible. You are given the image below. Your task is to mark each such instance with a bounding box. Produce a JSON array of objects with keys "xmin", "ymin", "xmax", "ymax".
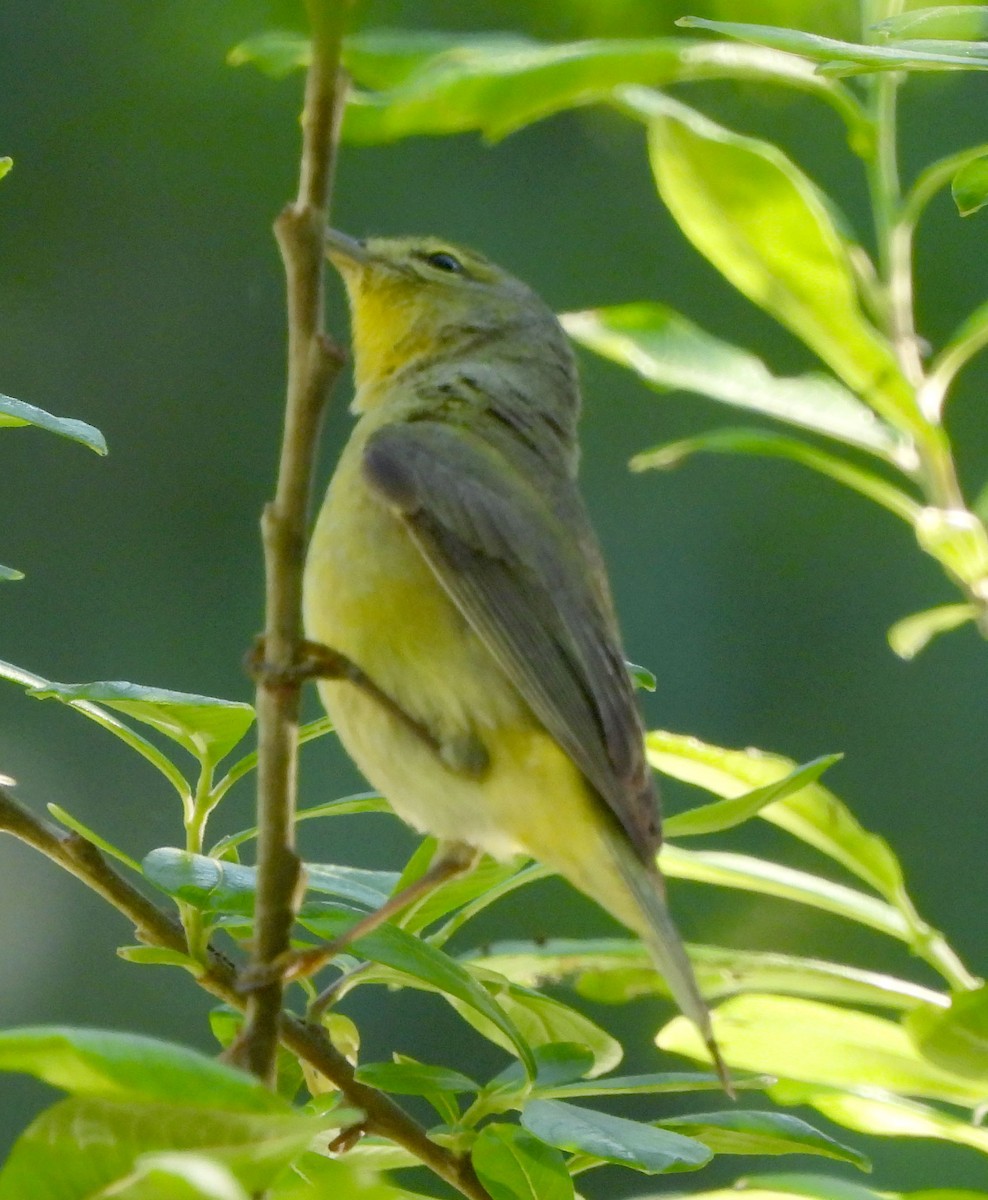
[
  {"xmin": 873, "ymin": 6, "xmax": 988, "ymax": 40},
  {"xmin": 337, "ymin": 33, "xmax": 864, "ymax": 145},
  {"xmin": 887, "ymin": 603, "xmax": 978, "ymax": 659},
  {"xmin": 639, "ymin": 92, "xmax": 924, "ymax": 438},
  {"xmin": 905, "ymin": 984, "xmax": 988, "ymax": 1079},
  {"xmin": 563, "ymin": 305, "xmax": 912, "ymax": 466},
  {"xmin": 0, "ymin": 1026, "xmax": 283, "ymax": 1111},
  {"xmin": 953, "ymin": 155, "xmax": 988, "ymax": 215},
  {"xmin": 659, "ymin": 994, "xmax": 988, "ymax": 1106},
  {"xmin": 0, "ymin": 392, "xmax": 107, "ymax": 454},
  {"xmin": 627, "ymin": 660, "xmax": 657, "ymax": 691},
  {"xmin": 678, "ymin": 16, "xmax": 988, "ymax": 71},
  {"xmin": 660, "ymin": 1109, "xmax": 869, "ymax": 1169},
  {"xmin": 631, "ymin": 429, "xmax": 921, "ymax": 523},
  {"xmin": 355, "ymin": 1059, "xmax": 479, "ymax": 1096},
  {"xmin": 0, "ymin": 1096, "xmax": 329, "ymax": 1199},
  {"xmin": 663, "ymin": 754, "xmax": 841, "ymax": 838},
  {"xmin": 472, "ymin": 1124, "xmax": 574, "ymax": 1200},
  {"xmin": 522, "ymin": 1099, "xmax": 710, "ymax": 1173},
  {"xmin": 27, "ymin": 679, "xmax": 254, "ymax": 767}
]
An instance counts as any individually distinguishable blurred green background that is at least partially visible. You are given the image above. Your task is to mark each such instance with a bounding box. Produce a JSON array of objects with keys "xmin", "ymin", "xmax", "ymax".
[{"xmin": 1, "ymin": 0, "xmax": 986, "ymax": 1189}]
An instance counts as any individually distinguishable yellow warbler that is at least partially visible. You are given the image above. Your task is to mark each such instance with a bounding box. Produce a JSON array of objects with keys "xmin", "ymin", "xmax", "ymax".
[{"xmin": 304, "ymin": 230, "xmax": 723, "ymax": 1080}]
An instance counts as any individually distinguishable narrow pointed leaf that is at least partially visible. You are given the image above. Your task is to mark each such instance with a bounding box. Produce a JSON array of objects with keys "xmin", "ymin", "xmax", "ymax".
[
  {"xmin": 632, "ymin": 429, "xmax": 921, "ymax": 523},
  {"xmin": 472, "ymin": 1124, "xmax": 574, "ymax": 1200},
  {"xmin": 663, "ymin": 755, "xmax": 840, "ymax": 838},
  {"xmin": 678, "ymin": 16, "xmax": 988, "ymax": 71},
  {"xmin": 887, "ymin": 603, "xmax": 978, "ymax": 659},
  {"xmin": 0, "ymin": 393, "xmax": 107, "ymax": 455},
  {"xmin": 521, "ymin": 1099, "xmax": 711, "ymax": 1173},
  {"xmin": 873, "ymin": 7, "xmax": 988, "ymax": 40},
  {"xmin": 952, "ymin": 155, "xmax": 988, "ymax": 215},
  {"xmin": 659, "ymin": 995, "xmax": 988, "ymax": 1106},
  {"xmin": 562, "ymin": 304, "xmax": 912, "ymax": 466},
  {"xmin": 660, "ymin": 1109, "xmax": 869, "ymax": 1168},
  {"xmin": 639, "ymin": 91, "xmax": 925, "ymax": 436}
]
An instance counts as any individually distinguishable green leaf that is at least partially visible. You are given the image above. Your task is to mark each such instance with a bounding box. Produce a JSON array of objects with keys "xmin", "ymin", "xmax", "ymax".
[
  {"xmin": 638, "ymin": 91, "xmax": 924, "ymax": 437},
  {"xmin": 0, "ymin": 1096, "xmax": 329, "ymax": 1199},
  {"xmin": 208, "ymin": 789, "xmax": 387, "ymax": 859},
  {"xmin": 88, "ymin": 1152, "xmax": 251, "ymax": 1200},
  {"xmin": 299, "ymin": 911, "xmax": 536, "ymax": 1077},
  {"xmin": 677, "ymin": 16, "xmax": 988, "ymax": 72},
  {"xmin": 952, "ymin": 155, "xmax": 988, "ymax": 215},
  {"xmin": 274, "ymin": 1153, "xmax": 420, "ymax": 1199},
  {"xmin": 627, "ymin": 659, "xmax": 657, "ymax": 691},
  {"xmin": 354, "ymin": 1059, "xmax": 479, "ymax": 1096},
  {"xmin": 0, "ymin": 1027, "xmax": 284, "ymax": 1111},
  {"xmin": 0, "ymin": 393, "xmax": 107, "ymax": 455},
  {"xmin": 663, "ymin": 754, "xmax": 841, "ymax": 838},
  {"xmin": 227, "ymin": 30, "xmax": 310, "ymax": 78},
  {"xmin": 26, "ymin": 680, "xmax": 255, "ymax": 768},
  {"xmin": 467, "ymin": 1044, "xmax": 598, "ymax": 1123},
  {"xmin": 783, "ymin": 1086, "xmax": 988, "ymax": 1156},
  {"xmin": 905, "ymin": 984, "xmax": 988, "ymax": 1079},
  {"xmin": 631, "ymin": 429, "xmax": 921, "ymax": 524},
  {"xmin": 660, "ymin": 845, "xmax": 909, "ymax": 940},
  {"xmin": 450, "ymin": 977, "xmax": 621, "ymax": 1078},
  {"xmin": 742, "ymin": 1176, "xmax": 988, "ymax": 1200},
  {"xmin": 660, "ymin": 1109, "xmax": 869, "ymax": 1169},
  {"xmin": 0, "ymin": 157, "xmax": 11, "ymax": 180},
  {"xmin": 915, "ymin": 505, "xmax": 988, "ymax": 588},
  {"xmin": 562, "ymin": 304, "xmax": 913, "ymax": 467},
  {"xmin": 470, "ymin": 937, "xmax": 944, "ymax": 1012},
  {"xmin": 521, "ymin": 1099, "xmax": 711, "ymax": 1173},
  {"xmin": 873, "ymin": 6, "xmax": 988, "ymax": 40},
  {"xmin": 398, "ymin": 851, "xmax": 530, "ymax": 934},
  {"xmin": 887, "ymin": 603, "xmax": 978, "ymax": 659},
  {"xmin": 659, "ymin": 995, "xmax": 988, "ymax": 1106},
  {"xmin": 472, "ymin": 1124, "xmax": 574, "ymax": 1200},
  {"xmin": 337, "ymin": 32, "xmax": 865, "ymax": 145},
  {"xmin": 0, "ymin": 564, "xmax": 24, "ymax": 581}
]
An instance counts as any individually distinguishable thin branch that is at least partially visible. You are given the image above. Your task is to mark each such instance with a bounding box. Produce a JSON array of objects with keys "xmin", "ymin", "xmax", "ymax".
[
  {"xmin": 0, "ymin": 787, "xmax": 490, "ymax": 1200},
  {"xmin": 246, "ymin": 0, "xmax": 349, "ymax": 1082}
]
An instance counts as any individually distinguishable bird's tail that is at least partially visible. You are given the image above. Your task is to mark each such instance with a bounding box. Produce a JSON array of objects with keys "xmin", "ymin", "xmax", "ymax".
[{"xmin": 608, "ymin": 836, "xmax": 732, "ymax": 1095}]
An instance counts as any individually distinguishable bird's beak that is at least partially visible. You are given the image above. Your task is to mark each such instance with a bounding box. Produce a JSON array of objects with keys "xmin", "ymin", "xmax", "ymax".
[{"xmin": 325, "ymin": 228, "xmax": 370, "ymax": 271}]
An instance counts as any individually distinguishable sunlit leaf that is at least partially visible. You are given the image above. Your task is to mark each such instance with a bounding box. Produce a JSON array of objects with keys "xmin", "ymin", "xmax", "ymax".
[
  {"xmin": 905, "ymin": 983, "xmax": 988, "ymax": 1080},
  {"xmin": 873, "ymin": 6, "xmax": 988, "ymax": 40},
  {"xmin": 663, "ymin": 755, "xmax": 840, "ymax": 838},
  {"xmin": 631, "ymin": 429, "xmax": 921, "ymax": 523},
  {"xmin": 472, "ymin": 1123, "xmax": 574, "ymax": 1200},
  {"xmin": 887, "ymin": 603, "xmax": 978, "ymax": 659},
  {"xmin": 469, "ymin": 937, "xmax": 944, "ymax": 1012},
  {"xmin": 660, "ymin": 1109, "xmax": 869, "ymax": 1168},
  {"xmin": 521, "ymin": 1099, "xmax": 711, "ymax": 1173},
  {"xmin": 0, "ymin": 1096, "xmax": 331, "ymax": 1198},
  {"xmin": 637, "ymin": 91, "xmax": 924, "ymax": 437},
  {"xmin": 0, "ymin": 564, "xmax": 24, "ymax": 582},
  {"xmin": 26, "ymin": 680, "xmax": 254, "ymax": 768},
  {"xmin": 91, "ymin": 1152, "xmax": 250, "ymax": 1200},
  {"xmin": 0, "ymin": 1027, "xmax": 283, "ymax": 1111},
  {"xmin": 0, "ymin": 392, "xmax": 107, "ymax": 455},
  {"xmin": 678, "ymin": 16, "xmax": 988, "ymax": 71},
  {"xmin": 659, "ymin": 995, "xmax": 988, "ymax": 1106},
  {"xmin": 562, "ymin": 304, "xmax": 913, "ymax": 467},
  {"xmin": 0, "ymin": 157, "xmax": 11, "ymax": 180},
  {"xmin": 335, "ymin": 32, "xmax": 865, "ymax": 145},
  {"xmin": 915, "ymin": 506, "xmax": 988, "ymax": 588}
]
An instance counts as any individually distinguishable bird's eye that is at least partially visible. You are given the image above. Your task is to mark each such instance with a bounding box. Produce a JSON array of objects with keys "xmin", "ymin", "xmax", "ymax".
[{"xmin": 424, "ymin": 251, "xmax": 464, "ymax": 274}]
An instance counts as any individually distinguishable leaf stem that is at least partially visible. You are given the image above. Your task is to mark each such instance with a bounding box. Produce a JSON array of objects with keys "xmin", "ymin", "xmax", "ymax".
[{"xmin": 245, "ymin": 0, "xmax": 350, "ymax": 1085}]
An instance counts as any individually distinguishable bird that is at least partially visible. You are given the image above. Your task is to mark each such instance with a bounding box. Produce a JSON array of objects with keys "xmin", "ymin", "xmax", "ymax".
[{"xmin": 301, "ymin": 229, "xmax": 725, "ymax": 1084}]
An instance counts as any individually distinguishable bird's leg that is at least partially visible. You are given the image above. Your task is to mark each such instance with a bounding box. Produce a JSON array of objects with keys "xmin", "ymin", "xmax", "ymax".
[
  {"xmin": 239, "ymin": 842, "xmax": 479, "ymax": 1003},
  {"xmin": 247, "ymin": 636, "xmax": 445, "ymax": 760}
]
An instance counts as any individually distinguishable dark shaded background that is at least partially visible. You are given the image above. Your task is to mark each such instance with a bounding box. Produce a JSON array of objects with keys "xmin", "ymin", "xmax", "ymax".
[{"xmin": 1, "ymin": 0, "xmax": 986, "ymax": 1189}]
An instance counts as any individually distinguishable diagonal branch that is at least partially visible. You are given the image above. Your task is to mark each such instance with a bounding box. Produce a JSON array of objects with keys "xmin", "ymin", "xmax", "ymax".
[
  {"xmin": 0, "ymin": 786, "xmax": 490, "ymax": 1200},
  {"xmin": 246, "ymin": 0, "xmax": 350, "ymax": 1082}
]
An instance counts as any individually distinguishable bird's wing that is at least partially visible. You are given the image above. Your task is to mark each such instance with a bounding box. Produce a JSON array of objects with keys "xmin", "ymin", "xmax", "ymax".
[{"xmin": 361, "ymin": 416, "xmax": 660, "ymax": 861}]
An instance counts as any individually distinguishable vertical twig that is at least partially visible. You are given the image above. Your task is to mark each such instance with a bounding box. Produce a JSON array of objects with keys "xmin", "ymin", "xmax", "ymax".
[{"xmin": 244, "ymin": 0, "xmax": 349, "ymax": 1084}]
